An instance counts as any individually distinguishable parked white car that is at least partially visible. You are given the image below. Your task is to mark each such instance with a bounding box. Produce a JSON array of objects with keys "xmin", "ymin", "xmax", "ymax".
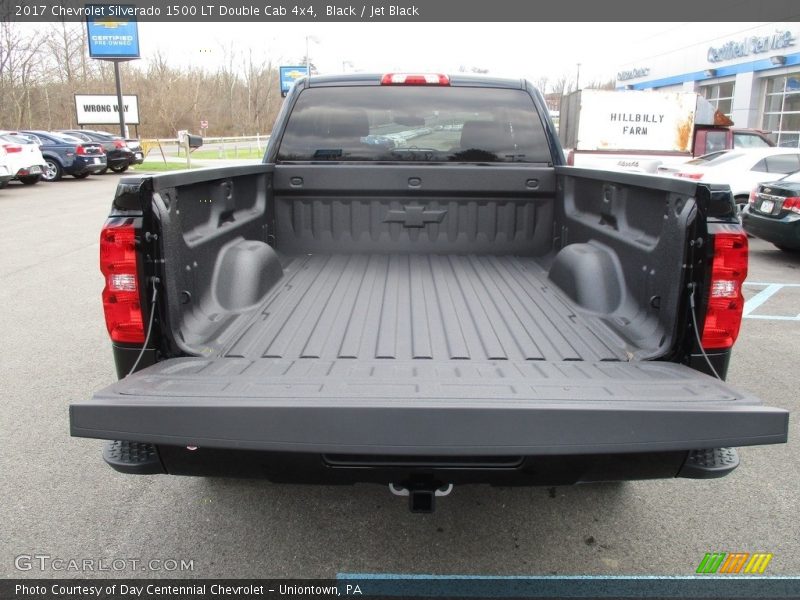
[
  {"xmin": 658, "ymin": 147, "xmax": 800, "ymax": 213},
  {"xmin": 0, "ymin": 131, "xmax": 47, "ymax": 186}
]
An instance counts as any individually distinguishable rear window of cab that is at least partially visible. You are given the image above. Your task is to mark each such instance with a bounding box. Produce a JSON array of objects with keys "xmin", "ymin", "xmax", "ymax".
[{"xmin": 276, "ymin": 86, "xmax": 552, "ymax": 163}]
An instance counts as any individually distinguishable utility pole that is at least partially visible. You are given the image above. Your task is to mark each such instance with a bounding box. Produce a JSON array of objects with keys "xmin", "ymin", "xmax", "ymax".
[
  {"xmin": 305, "ymin": 35, "xmax": 319, "ymax": 75},
  {"xmin": 576, "ymin": 63, "xmax": 581, "ymax": 91}
]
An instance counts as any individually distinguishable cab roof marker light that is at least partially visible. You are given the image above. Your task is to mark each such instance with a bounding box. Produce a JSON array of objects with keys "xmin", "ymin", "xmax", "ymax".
[{"xmin": 381, "ymin": 73, "xmax": 450, "ymax": 86}]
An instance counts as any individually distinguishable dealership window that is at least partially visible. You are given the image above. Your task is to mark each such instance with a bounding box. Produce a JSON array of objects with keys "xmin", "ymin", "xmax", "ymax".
[
  {"xmin": 701, "ymin": 81, "xmax": 735, "ymax": 117},
  {"xmin": 762, "ymin": 74, "xmax": 800, "ymax": 148}
]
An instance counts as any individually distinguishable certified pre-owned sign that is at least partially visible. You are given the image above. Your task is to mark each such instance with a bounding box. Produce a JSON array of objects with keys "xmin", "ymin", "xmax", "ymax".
[{"xmin": 75, "ymin": 94, "xmax": 139, "ymax": 125}]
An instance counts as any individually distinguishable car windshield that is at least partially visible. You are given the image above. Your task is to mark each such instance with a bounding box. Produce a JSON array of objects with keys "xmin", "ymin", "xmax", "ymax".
[
  {"xmin": 277, "ymin": 86, "xmax": 552, "ymax": 163},
  {"xmin": 52, "ymin": 133, "xmax": 83, "ymax": 143},
  {"xmin": 1, "ymin": 134, "xmax": 34, "ymax": 144},
  {"xmin": 686, "ymin": 150, "xmax": 730, "ymax": 165},
  {"xmin": 87, "ymin": 132, "xmax": 114, "ymax": 140},
  {"xmin": 778, "ymin": 170, "xmax": 800, "ymax": 183},
  {"xmin": 696, "ymin": 152, "xmax": 745, "ymax": 167}
]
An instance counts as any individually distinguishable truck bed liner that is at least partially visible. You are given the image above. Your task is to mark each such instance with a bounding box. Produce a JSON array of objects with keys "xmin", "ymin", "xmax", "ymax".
[{"xmin": 223, "ymin": 253, "xmax": 627, "ymax": 362}]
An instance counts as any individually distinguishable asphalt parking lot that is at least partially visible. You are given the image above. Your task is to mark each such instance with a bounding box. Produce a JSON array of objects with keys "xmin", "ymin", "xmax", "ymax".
[{"xmin": 1, "ymin": 174, "xmax": 798, "ymax": 579}]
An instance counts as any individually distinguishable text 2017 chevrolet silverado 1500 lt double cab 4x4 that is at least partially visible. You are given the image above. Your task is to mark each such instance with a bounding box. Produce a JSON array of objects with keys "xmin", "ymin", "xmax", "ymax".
[{"xmin": 71, "ymin": 73, "xmax": 788, "ymax": 512}]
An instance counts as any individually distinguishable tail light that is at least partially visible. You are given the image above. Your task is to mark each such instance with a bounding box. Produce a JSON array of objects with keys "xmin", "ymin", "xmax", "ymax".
[
  {"xmin": 381, "ymin": 73, "xmax": 450, "ymax": 85},
  {"xmin": 782, "ymin": 197, "xmax": 800, "ymax": 215},
  {"xmin": 701, "ymin": 232, "xmax": 748, "ymax": 350},
  {"xmin": 113, "ymin": 140, "xmax": 125, "ymax": 149},
  {"xmin": 4, "ymin": 144, "xmax": 23, "ymax": 153},
  {"xmin": 675, "ymin": 172, "xmax": 704, "ymax": 180},
  {"xmin": 748, "ymin": 187, "xmax": 758, "ymax": 206},
  {"xmin": 76, "ymin": 145, "xmax": 88, "ymax": 155},
  {"xmin": 566, "ymin": 149, "xmax": 575, "ymax": 166},
  {"xmin": 100, "ymin": 220, "xmax": 144, "ymax": 343}
]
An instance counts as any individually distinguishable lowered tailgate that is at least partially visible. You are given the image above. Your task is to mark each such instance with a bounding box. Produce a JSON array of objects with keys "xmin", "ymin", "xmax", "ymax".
[{"xmin": 71, "ymin": 358, "xmax": 788, "ymax": 455}]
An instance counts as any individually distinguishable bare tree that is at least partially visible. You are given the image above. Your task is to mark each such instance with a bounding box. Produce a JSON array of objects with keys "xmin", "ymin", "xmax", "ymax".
[
  {"xmin": 0, "ymin": 22, "xmax": 44, "ymax": 127},
  {"xmin": 0, "ymin": 23, "xmax": 284, "ymax": 137}
]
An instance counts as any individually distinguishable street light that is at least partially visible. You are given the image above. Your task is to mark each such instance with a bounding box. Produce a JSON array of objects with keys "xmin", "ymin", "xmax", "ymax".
[{"xmin": 305, "ymin": 35, "xmax": 320, "ymax": 74}]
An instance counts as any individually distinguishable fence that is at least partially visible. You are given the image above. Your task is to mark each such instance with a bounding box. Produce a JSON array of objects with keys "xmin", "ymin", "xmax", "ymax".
[{"xmin": 140, "ymin": 134, "xmax": 271, "ymax": 161}]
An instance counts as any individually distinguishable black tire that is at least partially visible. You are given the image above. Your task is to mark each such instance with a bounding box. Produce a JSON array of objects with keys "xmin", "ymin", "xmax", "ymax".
[
  {"xmin": 42, "ymin": 158, "xmax": 62, "ymax": 182},
  {"xmin": 0, "ymin": 180, "xmax": 8, "ymax": 189},
  {"xmin": 774, "ymin": 244, "xmax": 800, "ymax": 253},
  {"xmin": 734, "ymin": 195, "xmax": 749, "ymax": 219},
  {"xmin": 72, "ymin": 172, "xmax": 90, "ymax": 179},
  {"xmin": 109, "ymin": 163, "xmax": 129, "ymax": 173},
  {"xmin": 19, "ymin": 175, "xmax": 41, "ymax": 185}
]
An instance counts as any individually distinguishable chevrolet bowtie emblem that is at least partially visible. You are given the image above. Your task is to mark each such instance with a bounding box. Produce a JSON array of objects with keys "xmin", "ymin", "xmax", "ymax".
[{"xmin": 383, "ymin": 206, "xmax": 447, "ymax": 228}]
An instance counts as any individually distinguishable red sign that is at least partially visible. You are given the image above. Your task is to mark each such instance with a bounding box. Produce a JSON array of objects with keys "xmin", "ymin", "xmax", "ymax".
[{"xmin": 200, "ymin": 120, "xmax": 208, "ymax": 129}]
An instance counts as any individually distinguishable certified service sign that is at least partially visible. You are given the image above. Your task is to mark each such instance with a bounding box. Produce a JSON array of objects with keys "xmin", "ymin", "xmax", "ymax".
[{"xmin": 86, "ymin": 8, "xmax": 140, "ymax": 59}]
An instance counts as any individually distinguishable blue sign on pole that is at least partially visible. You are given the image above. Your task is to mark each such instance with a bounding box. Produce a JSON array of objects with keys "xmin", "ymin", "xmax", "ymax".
[
  {"xmin": 280, "ymin": 66, "xmax": 309, "ymax": 96},
  {"xmin": 86, "ymin": 9, "xmax": 140, "ymax": 59}
]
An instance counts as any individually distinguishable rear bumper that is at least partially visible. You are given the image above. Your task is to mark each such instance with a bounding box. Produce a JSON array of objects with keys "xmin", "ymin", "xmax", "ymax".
[
  {"xmin": 13, "ymin": 164, "xmax": 45, "ymax": 178},
  {"xmin": 101, "ymin": 441, "xmax": 741, "ymax": 483},
  {"xmin": 742, "ymin": 207, "xmax": 800, "ymax": 249},
  {"xmin": 70, "ymin": 156, "xmax": 107, "ymax": 174},
  {"xmin": 70, "ymin": 358, "xmax": 789, "ymax": 457},
  {"xmin": 108, "ymin": 156, "xmax": 132, "ymax": 167}
]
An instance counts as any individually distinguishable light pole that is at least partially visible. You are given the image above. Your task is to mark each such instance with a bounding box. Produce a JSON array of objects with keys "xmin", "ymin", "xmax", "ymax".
[
  {"xmin": 305, "ymin": 35, "xmax": 320, "ymax": 74},
  {"xmin": 576, "ymin": 63, "xmax": 581, "ymax": 91}
]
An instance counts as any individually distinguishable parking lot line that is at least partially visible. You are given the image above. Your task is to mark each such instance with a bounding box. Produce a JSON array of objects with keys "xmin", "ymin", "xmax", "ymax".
[
  {"xmin": 743, "ymin": 282, "xmax": 800, "ymax": 321},
  {"xmin": 743, "ymin": 284, "xmax": 784, "ymax": 317},
  {"xmin": 745, "ymin": 315, "xmax": 800, "ymax": 321}
]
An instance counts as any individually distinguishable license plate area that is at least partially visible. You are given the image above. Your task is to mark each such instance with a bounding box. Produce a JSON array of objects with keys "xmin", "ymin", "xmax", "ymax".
[{"xmin": 759, "ymin": 199, "xmax": 775, "ymax": 213}]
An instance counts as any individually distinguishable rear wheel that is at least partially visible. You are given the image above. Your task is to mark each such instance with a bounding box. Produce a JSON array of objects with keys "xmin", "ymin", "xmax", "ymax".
[
  {"xmin": 19, "ymin": 175, "xmax": 41, "ymax": 185},
  {"xmin": 109, "ymin": 163, "xmax": 129, "ymax": 173},
  {"xmin": 72, "ymin": 172, "xmax": 90, "ymax": 179},
  {"xmin": 734, "ymin": 195, "xmax": 749, "ymax": 221},
  {"xmin": 42, "ymin": 159, "xmax": 62, "ymax": 182}
]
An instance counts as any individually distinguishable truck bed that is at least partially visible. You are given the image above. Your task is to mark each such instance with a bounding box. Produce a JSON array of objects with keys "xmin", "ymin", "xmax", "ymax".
[{"xmin": 221, "ymin": 253, "xmax": 627, "ymax": 363}]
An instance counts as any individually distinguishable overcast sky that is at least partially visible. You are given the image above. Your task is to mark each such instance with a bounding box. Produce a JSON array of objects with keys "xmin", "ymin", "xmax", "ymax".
[{"xmin": 128, "ymin": 21, "xmax": 785, "ymax": 86}]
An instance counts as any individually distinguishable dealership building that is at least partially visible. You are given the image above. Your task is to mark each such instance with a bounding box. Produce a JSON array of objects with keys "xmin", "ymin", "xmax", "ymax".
[{"xmin": 616, "ymin": 23, "xmax": 800, "ymax": 147}]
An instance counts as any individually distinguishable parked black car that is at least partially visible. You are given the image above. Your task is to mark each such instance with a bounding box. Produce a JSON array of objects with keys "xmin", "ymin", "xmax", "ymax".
[
  {"xmin": 60, "ymin": 129, "xmax": 135, "ymax": 173},
  {"xmin": 19, "ymin": 131, "xmax": 106, "ymax": 181},
  {"xmin": 742, "ymin": 171, "xmax": 800, "ymax": 252}
]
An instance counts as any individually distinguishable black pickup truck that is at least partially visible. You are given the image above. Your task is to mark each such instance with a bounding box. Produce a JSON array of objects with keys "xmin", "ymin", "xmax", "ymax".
[{"xmin": 71, "ymin": 73, "xmax": 788, "ymax": 512}]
